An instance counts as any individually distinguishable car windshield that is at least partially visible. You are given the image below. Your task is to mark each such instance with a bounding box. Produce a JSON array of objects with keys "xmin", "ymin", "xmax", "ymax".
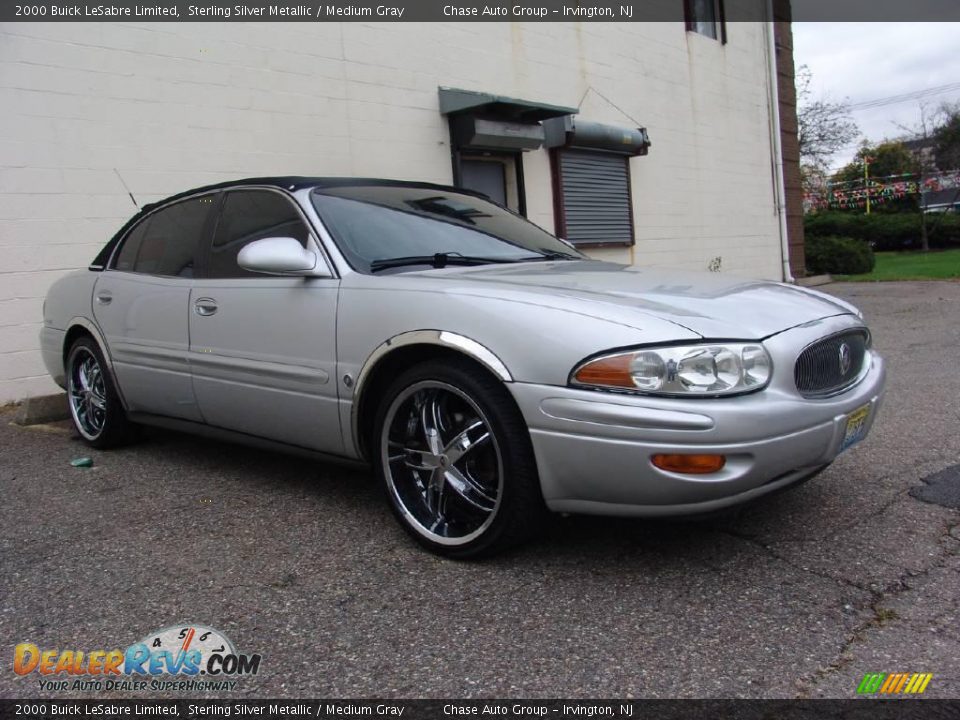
[{"xmin": 310, "ymin": 184, "xmax": 583, "ymax": 273}]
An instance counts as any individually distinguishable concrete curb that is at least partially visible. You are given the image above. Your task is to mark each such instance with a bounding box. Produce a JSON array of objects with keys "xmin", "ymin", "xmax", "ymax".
[
  {"xmin": 797, "ymin": 274, "xmax": 833, "ymax": 287},
  {"xmin": 13, "ymin": 393, "xmax": 70, "ymax": 425}
]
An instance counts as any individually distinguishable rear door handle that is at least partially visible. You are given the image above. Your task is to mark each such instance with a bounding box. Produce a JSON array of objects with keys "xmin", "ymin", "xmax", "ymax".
[
  {"xmin": 95, "ymin": 291, "xmax": 112, "ymax": 305},
  {"xmin": 194, "ymin": 298, "xmax": 218, "ymax": 316}
]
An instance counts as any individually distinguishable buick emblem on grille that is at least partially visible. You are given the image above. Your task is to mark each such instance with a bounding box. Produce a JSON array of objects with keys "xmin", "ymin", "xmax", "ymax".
[{"xmin": 838, "ymin": 342, "xmax": 852, "ymax": 376}]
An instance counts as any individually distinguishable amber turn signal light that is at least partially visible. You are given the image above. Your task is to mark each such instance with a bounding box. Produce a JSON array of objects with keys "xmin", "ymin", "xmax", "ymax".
[
  {"xmin": 651, "ymin": 453, "xmax": 726, "ymax": 474},
  {"xmin": 572, "ymin": 354, "xmax": 635, "ymax": 388}
]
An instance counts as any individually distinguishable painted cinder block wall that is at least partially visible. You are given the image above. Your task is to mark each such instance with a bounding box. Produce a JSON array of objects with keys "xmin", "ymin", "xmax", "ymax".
[{"xmin": 0, "ymin": 20, "xmax": 788, "ymax": 403}]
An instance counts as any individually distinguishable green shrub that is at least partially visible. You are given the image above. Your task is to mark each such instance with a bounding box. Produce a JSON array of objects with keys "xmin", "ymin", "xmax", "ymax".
[
  {"xmin": 805, "ymin": 235, "xmax": 876, "ymax": 275},
  {"xmin": 804, "ymin": 211, "xmax": 960, "ymax": 251}
]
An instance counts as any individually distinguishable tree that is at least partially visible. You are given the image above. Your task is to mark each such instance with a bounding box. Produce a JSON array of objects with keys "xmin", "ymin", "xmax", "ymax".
[
  {"xmin": 934, "ymin": 102, "xmax": 960, "ymax": 170},
  {"xmin": 822, "ymin": 105, "xmax": 959, "ymax": 251},
  {"xmin": 831, "ymin": 141, "xmax": 914, "ymax": 186},
  {"xmin": 796, "ymin": 65, "xmax": 860, "ymax": 173},
  {"xmin": 895, "ymin": 103, "xmax": 943, "ymax": 251},
  {"xmin": 827, "ymin": 141, "xmax": 917, "ymax": 218}
]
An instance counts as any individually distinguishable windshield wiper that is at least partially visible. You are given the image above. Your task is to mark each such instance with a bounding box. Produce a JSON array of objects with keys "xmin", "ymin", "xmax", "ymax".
[
  {"xmin": 369, "ymin": 253, "xmax": 522, "ymax": 273},
  {"xmin": 535, "ymin": 250, "xmax": 580, "ymax": 261}
]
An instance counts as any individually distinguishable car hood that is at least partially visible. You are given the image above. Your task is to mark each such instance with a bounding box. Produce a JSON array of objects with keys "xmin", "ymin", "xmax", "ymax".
[{"xmin": 410, "ymin": 260, "xmax": 854, "ymax": 339}]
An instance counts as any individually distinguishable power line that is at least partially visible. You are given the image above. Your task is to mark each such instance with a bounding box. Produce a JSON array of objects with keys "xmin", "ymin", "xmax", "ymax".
[
  {"xmin": 824, "ymin": 168, "xmax": 960, "ymax": 185},
  {"xmin": 848, "ymin": 81, "xmax": 960, "ymax": 111}
]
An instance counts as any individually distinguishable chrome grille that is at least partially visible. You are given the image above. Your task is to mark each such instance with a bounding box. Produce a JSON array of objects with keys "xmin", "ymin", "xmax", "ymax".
[{"xmin": 794, "ymin": 329, "xmax": 869, "ymax": 397}]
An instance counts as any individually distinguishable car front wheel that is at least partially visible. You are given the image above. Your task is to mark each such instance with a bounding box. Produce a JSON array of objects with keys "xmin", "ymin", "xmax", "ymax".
[
  {"xmin": 66, "ymin": 336, "xmax": 134, "ymax": 448},
  {"xmin": 374, "ymin": 360, "xmax": 545, "ymax": 559}
]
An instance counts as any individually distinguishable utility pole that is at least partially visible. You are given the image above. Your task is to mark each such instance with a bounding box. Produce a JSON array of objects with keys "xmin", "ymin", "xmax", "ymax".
[{"xmin": 863, "ymin": 156, "xmax": 872, "ymax": 215}]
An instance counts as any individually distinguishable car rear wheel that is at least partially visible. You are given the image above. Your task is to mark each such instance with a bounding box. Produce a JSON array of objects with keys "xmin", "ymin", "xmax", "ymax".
[
  {"xmin": 374, "ymin": 359, "xmax": 546, "ymax": 559},
  {"xmin": 66, "ymin": 336, "xmax": 134, "ymax": 448}
]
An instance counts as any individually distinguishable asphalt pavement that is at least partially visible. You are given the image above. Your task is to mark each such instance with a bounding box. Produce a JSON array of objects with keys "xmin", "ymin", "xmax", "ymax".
[{"xmin": 1, "ymin": 280, "xmax": 958, "ymax": 699}]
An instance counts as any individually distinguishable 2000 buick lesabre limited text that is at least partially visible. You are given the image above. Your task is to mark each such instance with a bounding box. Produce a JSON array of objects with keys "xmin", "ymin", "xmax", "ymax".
[{"xmin": 41, "ymin": 177, "xmax": 886, "ymax": 557}]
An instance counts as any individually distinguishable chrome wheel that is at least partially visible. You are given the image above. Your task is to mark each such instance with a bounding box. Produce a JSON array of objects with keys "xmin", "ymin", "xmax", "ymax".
[
  {"xmin": 68, "ymin": 347, "xmax": 107, "ymax": 440},
  {"xmin": 381, "ymin": 380, "xmax": 504, "ymax": 546}
]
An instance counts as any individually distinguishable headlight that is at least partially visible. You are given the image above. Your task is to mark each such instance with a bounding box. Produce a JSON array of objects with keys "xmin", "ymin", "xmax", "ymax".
[{"xmin": 571, "ymin": 343, "xmax": 772, "ymax": 397}]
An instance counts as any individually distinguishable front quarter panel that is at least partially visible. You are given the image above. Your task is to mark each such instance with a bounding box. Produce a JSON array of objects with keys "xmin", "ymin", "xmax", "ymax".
[
  {"xmin": 338, "ymin": 280, "xmax": 700, "ymax": 387},
  {"xmin": 336, "ymin": 277, "xmax": 701, "ymax": 456}
]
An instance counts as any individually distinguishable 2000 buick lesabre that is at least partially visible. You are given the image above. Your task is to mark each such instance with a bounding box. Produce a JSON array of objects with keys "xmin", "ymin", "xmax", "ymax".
[{"xmin": 41, "ymin": 177, "xmax": 886, "ymax": 557}]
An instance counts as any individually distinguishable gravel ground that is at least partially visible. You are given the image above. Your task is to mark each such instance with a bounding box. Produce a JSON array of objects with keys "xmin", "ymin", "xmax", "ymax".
[{"xmin": 1, "ymin": 280, "xmax": 958, "ymax": 700}]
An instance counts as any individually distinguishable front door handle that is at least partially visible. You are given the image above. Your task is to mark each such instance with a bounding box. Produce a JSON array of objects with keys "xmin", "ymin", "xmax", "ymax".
[
  {"xmin": 194, "ymin": 298, "xmax": 218, "ymax": 317},
  {"xmin": 95, "ymin": 291, "xmax": 112, "ymax": 305}
]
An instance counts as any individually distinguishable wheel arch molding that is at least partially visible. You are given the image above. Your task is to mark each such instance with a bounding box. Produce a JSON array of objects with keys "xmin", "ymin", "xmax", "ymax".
[
  {"xmin": 63, "ymin": 317, "xmax": 128, "ymax": 411},
  {"xmin": 350, "ymin": 330, "xmax": 513, "ymax": 461}
]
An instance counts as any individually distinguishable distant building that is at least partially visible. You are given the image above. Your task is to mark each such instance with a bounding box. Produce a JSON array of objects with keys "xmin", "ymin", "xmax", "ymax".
[
  {"xmin": 922, "ymin": 188, "xmax": 960, "ymax": 213},
  {"xmin": 902, "ymin": 136, "xmax": 960, "ymax": 212},
  {"xmin": 902, "ymin": 137, "xmax": 941, "ymax": 173}
]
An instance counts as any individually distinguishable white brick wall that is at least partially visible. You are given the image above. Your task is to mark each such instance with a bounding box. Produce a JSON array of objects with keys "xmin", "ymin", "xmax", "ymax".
[{"xmin": 0, "ymin": 20, "xmax": 783, "ymax": 403}]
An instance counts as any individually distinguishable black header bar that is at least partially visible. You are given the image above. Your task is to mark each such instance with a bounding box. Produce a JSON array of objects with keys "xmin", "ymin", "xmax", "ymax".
[
  {"xmin": 2, "ymin": 0, "xmax": 959, "ymax": 22},
  {"xmin": 1, "ymin": 699, "xmax": 957, "ymax": 719}
]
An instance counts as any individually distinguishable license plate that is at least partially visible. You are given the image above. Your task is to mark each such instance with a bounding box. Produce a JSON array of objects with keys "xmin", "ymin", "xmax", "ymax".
[{"xmin": 840, "ymin": 404, "xmax": 871, "ymax": 453}]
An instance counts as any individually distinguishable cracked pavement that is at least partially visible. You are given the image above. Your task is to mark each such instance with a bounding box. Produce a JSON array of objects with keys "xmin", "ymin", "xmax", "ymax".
[{"xmin": 1, "ymin": 280, "xmax": 958, "ymax": 699}]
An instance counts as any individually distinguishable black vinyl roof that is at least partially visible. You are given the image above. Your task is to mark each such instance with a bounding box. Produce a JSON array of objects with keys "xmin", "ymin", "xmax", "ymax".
[
  {"xmin": 91, "ymin": 177, "xmax": 484, "ymax": 270},
  {"xmin": 140, "ymin": 176, "xmax": 482, "ymax": 214}
]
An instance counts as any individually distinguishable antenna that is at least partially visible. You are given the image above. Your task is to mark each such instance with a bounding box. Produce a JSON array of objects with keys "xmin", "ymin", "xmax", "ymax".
[{"xmin": 113, "ymin": 168, "xmax": 140, "ymax": 209}]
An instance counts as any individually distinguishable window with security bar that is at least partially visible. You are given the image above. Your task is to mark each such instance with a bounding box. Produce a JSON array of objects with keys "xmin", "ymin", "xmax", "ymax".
[{"xmin": 553, "ymin": 149, "xmax": 635, "ymax": 248}]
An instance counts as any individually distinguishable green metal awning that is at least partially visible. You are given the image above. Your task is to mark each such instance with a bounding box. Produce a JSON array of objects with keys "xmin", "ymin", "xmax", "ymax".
[{"xmin": 438, "ymin": 87, "xmax": 578, "ymax": 122}]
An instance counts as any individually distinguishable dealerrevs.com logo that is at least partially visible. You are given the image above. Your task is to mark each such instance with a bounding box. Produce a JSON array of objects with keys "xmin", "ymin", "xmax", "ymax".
[{"xmin": 14, "ymin": 624, "xmax": 261, "ymax": 692}]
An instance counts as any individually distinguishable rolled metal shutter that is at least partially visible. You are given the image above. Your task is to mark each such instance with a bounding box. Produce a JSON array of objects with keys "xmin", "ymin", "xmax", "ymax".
[{"xmin": 558, "ymin": 150, "xmax": 633, "ymax": 246}]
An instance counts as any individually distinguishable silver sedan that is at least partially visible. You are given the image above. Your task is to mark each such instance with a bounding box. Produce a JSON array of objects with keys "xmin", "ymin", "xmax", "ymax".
[{"xmin": 41, "ymin": 177, "xmax": 886, "ymax": 557}]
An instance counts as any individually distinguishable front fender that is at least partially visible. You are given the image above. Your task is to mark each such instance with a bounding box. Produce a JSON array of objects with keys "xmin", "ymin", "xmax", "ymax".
[{"xmin": 335, "ymin": 284, "xmax": 699, "ymax": 457}]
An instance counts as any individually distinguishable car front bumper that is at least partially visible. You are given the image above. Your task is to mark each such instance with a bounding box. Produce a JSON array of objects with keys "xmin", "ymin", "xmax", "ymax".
[{"xmin": 508, "ymin": 318, "xmax": 887, "ymax": 517}]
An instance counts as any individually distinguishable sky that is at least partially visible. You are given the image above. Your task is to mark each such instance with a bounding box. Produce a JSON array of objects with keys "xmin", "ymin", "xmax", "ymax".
[{"xmin": 792, "ymin": 22, "xmax": 960, "ymax": 172}]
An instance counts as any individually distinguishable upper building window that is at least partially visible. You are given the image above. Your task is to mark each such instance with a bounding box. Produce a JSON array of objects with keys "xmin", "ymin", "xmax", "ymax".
[{"xmin": 685, "ymin": 0, "xmax": 726, "ymax": 42}]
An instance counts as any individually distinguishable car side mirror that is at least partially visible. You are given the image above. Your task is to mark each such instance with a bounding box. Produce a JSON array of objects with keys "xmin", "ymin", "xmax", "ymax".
[{"xmin": 237, "ymin": 237, "xmax": 330, "ymax": 277}]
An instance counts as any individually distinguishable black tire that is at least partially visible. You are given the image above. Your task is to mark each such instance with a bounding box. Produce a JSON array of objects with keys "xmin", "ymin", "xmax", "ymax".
[
  {"xmin": 373, "ymin": 359, "xmax": 547, "ymax": 559},
  {"xmin": 66, "ymin": 336, "xmax": 135, "ymax": 449}
]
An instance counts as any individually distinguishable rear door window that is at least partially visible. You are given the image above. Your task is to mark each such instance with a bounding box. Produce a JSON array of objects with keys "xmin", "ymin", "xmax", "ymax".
[
  {"xmin": 128, "ymin": 195, "xmax": 215, "ymax": 277},
  {"xmin": 113, "ymin": 218, "xmax": 150, "ymax": 272}
]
